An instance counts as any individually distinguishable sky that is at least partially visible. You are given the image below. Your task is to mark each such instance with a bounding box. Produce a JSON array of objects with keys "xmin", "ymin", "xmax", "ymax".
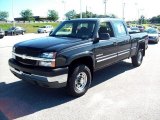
[{"xmin": 0, "ymin": 0, "xmax": 160, "ymax": 21}]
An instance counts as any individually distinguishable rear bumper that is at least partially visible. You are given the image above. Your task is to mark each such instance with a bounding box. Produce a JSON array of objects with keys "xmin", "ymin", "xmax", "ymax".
[{"xmin": 9, "ymin": 58, "xmax": 68, "ymax": 88}]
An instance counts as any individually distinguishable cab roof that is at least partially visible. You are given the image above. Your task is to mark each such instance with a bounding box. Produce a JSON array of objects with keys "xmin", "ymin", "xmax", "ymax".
[{"xmin": 67, "ymin": 18, "xmax": 124, "ymax": 23}]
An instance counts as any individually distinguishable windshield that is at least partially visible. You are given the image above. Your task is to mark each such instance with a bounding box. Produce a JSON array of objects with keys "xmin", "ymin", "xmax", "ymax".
[
  {"xmin": 9, "ymin": 27, "xmax": 16, "ymax": 30},
  {"xmin": 146, "ymin": 29, "xmax": 158, "ymax": 34},
  {"xmin": 50, "ymin": 21, "xmax": 96, "ymax": 39},
  {"xmin": 131, "ymin": 27, "xmax": 139, "ymax": 30}
]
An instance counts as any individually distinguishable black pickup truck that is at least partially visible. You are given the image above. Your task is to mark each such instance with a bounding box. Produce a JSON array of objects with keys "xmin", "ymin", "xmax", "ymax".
[{"xmin": 9, "ymin": 18, "xmax": 148, "ymax": 97}]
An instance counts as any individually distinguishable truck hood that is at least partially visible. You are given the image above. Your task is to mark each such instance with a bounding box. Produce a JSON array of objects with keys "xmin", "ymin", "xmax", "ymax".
[{"xmin": 15, "ymin": 36, "xmax": 82, "ymax": 53}]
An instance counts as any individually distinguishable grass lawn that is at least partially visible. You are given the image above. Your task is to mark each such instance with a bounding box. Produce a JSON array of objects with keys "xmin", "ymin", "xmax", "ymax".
[{"xmin": 0, "ymin": 22, "xmax": 59, "ymax": 33}]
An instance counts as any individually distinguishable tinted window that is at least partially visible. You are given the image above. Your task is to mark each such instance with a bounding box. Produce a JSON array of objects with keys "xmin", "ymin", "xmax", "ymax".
[
  {"xmin": 98, "ymin": 22, "xmax": 114, "ymax": 37},
  {"xmin": 113, "ymin": 22, "xmax": 127, "ymax": 36},
  {"xmin": 51, "ymin": 21, "xmax": 96, "ymax": 39}
]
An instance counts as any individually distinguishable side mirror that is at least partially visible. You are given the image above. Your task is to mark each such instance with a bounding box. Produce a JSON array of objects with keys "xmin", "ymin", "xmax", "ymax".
[{"xmin": 99, "ymin": 33, "xmax": 110, "ymax": 40}]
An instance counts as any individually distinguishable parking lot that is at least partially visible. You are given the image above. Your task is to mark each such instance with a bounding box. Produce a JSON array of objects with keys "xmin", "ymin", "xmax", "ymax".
[{"xmin": 0, "ymin": 34, "xmax": 160, "ymax": 120}]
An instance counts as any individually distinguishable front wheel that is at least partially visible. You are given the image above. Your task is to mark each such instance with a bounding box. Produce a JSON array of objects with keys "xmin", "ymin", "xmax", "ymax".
[
  {"xmin": 22, "ymin": 31, "xmax": 24, "ymax": 35},
  {"xmin": 132, "ymin": 49, "xmax": 143, "ymax": 67},
  {"xmin": 67, "ymin": 64, "xmax": 91, "ymax": 97}
]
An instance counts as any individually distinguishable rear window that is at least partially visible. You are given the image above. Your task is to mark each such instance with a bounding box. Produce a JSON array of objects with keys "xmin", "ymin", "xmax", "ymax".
[{"xmin": 113, "ymin": 21, "xmax": 127, "ymax": 36}]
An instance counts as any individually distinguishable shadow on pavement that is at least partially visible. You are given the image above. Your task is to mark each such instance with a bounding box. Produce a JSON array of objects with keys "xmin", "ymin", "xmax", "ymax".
[{"xmin": 0, "ymin": 61, "xmax": 134, "ymax": 120}]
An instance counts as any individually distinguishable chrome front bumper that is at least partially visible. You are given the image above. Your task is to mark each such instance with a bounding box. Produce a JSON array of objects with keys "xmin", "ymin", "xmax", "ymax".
[{"xmin": 9, "ymin": 58, "xmax": 68, "ymax": 88}]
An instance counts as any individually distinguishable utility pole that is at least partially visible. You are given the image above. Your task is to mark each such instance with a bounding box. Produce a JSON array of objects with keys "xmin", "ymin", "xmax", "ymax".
[
  {"xmin": 80, "ymin": 0, "xmax": 82, "ymax": 18},
  {"xmin": 104, "ymin": 0, "xmax": 107, "ymax": 16},
  {"xmin": 122, "ymin": 2, "xmax": 125, "ymax": 20}
]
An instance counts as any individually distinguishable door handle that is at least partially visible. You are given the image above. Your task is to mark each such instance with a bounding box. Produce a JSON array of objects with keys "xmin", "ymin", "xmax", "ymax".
[{"xmin": 113, "ymin": 42, "xmax": 117, "ymax": 46}]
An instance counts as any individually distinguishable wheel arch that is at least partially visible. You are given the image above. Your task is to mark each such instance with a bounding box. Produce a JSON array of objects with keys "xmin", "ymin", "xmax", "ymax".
[
  {"xmin": 138, "ymin": 41, "xmax": 145, "ymax": 56},
  {"xmin": 68, "ymin": 54, "xmax": 95, "ymax": 76}
]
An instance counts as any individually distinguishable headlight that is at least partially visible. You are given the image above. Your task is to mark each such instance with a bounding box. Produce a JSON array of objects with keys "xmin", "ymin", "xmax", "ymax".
[
  {"xmin": 40, "ymin": 52, "xmax": 56, "ymax": 59},
  {"xmin": 39, "ymin": 52, "xmax": 56, "ymax": 67},
  {"xmin": 12, "ymin": 46, "xmax": 16, "ymax": 59},
  {"xmin": 12, "ymin": 46, "xmax": 15, "ymax": 52}
]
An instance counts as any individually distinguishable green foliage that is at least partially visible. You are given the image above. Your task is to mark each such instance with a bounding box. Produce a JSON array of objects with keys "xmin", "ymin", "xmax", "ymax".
[
  {"xmin": 0, "ymin": 22, "xmax": 59, "ymax": 33},
  {"xmin": 109, "ymin": 14, "xmax": 117, "ymax": 18},
  {"xmin": 47, "ymin": 10, "xmax": 59, "ymax": 21},
  {"xmin": 74, "ymin": 11, "xmax": 116, "ymax": 19},
  {"xmin": 150, "ymin": 15, "xmax": 160, "ymax": 23},
  {"xmin": 138, "ymin": 15, "xmax": 147, "ymax": 24},
  {"xmin": 20, "ymin": 9, "xmax": 34, "ymax": 21},
  {"xmin": 0, "ymin": 11, "xmax": 9, "ymax": 21},
  {"xmin": 65, "ymin": 10, "xmax": 76, "ymax": 20}
]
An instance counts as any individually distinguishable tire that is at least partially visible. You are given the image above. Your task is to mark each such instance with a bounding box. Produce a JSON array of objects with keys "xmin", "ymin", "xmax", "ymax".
[
  {"xmin": 132, "ymin": 49, "xmax": 143, "ymax": 67},
  {"xmin": 0, "ymin": 36, "xmax": 4, "ymax": 39},
  {"xmin": 156, "ymin": 38, "xmax": 159, "ymax": 44},
  {"xmin": 22, "ymin": 31, "xmax": 24, "ymax": 35},
  {"xmin": 67, "ymin": 64, "xmax": 92, "ymax": 97}
]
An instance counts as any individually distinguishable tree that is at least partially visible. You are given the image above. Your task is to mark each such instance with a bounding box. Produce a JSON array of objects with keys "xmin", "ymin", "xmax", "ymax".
[
  {"xmin": 20, "ymin": 9, "xmax": 34, "ymax": 21},
  {"xmin": 65, "ymin": 10, "xmax": 76, "ymax": 20},
  {"xmin": 0, "ymin": 11, "xmax": 9, "ymax": 21},
  {"xmin": 138, "ymin": 15, "xmax": 147, "ymax": 24},
  {"xmin": 150, "ymin": 15, "xmax": 160, "ymax": 24},
  {"xmin": 109, "ymin": 14, "xmax": 117, "ymax": 18},
  {"xmin": 47, "ymin": 10, "xmax": 59, "ymax": 21},
  {"xmin": 76, "ymin": 11, "xmax": 97, "ymax": 18}
]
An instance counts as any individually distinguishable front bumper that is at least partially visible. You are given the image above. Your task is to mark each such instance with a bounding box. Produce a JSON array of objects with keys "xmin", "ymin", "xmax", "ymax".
[
  {"xmin": 9, "ymin": 58, "xmax": 68, "ymax": 88},
  {"xmin": 148, "ymin": 37, "xmax": 158, "ymax": 42}
]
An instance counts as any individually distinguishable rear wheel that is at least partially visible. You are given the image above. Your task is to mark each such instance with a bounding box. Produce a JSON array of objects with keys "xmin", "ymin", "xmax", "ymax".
[
  {"xmin": 67, "ymin": 64, "xmax": 91, "ymax": 97},
  {"xmin": 132, "ymin": 49, "xmax": 143, "ymax": 67}
]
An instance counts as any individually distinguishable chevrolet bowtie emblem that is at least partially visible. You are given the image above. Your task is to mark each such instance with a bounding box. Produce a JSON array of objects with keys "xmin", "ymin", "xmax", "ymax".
[{"xmin": 22, "ymin": 55, "xmax": 26, "ymax": 59}]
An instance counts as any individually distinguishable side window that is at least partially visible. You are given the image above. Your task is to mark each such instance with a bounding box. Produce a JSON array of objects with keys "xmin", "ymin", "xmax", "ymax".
[
  {"xmin": 113, "ymin": 22, "xmax": 127, "ymax": 36},
  {"xmin": 16, "ymin": 27, "xmax": 20, "ymax": 30},
  {"xmin": 98, "ymin": 22, "xmax": 114, "ymax": 37},
  {"xmin": 76, "ymin": 22, "xmax": 95, "ymax": 39}
]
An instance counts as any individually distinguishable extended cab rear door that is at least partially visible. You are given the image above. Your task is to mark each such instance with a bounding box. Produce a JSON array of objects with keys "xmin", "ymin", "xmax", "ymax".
[
  {"xmin": 94, "ymin": 21, "xmax": 119, "ymax": 69},
  {"xmin": 112, "ymin": 21, "xmax": 131, "ymax": 61}
]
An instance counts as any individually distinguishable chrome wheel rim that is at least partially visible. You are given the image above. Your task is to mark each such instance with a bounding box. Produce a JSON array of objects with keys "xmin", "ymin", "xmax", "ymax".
[
  {"xmin": 138, "ymin": 50, "xmax": 142, "ymax": 64},
  {"xmin": 75, "ymin": 72, "xmax": 87, "ymax": 92}
]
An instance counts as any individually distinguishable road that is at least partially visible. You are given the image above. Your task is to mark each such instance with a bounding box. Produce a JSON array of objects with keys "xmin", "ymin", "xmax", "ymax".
[{"xmin": 0, "ymin": 34, "xmax": 160, "ymax": 120}]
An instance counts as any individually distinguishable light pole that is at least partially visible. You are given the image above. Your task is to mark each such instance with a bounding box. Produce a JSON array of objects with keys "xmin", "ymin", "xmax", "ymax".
[
  {"xmin": 62, "ymin": 0, "xmax": 66, "ymax": 20},
  {"xmin": 80, "ymin": 0, "xmax": 82, "ymax": 18},
  {"xmin": 12, "ymin": 0, "xmax": 15, "ymax": 27},
  {"xmin": 122, "ymin": 2, "xmax": 125, "ymax": 20},
  {"xmin": 139, "ymin": 9, "xmax": 144, "ymax": 24},
  {"xmin": 104, "ymin": 0, "xmax": 107, "ymax": 16},
  {"xmin": 135, "ymin": 2, "xmax": 139, "ymax": 24}
]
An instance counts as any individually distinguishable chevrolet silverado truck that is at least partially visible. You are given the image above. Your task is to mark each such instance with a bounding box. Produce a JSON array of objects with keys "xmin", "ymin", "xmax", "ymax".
[{"xmin": 9, "ymin": 18, "xmax": 148, "ymax": 97}]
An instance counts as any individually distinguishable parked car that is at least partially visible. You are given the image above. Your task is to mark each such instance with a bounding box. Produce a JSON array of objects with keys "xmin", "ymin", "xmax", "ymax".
[
  {"xmin": 130, "ymin": 27, "xmax": 140, "ymax": 33},
  {"xmin": 9, "ymin": 18, "xmax": 148, "ymax": 97},
  {"xmin": 137, "ymin": 25, "xmax": 145, "ymax": 32},
  {"xmin": 5, "ymin": 27, "xmax": 26, "ymax": 36},
  {"xmin": 0, "ymin": 28, "xmax": 5, "ymax": 39},
  {"xmin": 145, "ymin": 28, "xmax": 159, "ymax": 43},
  {"xmin": 37, "ymin": 25, "xmax": 53, "ymax": 33}
]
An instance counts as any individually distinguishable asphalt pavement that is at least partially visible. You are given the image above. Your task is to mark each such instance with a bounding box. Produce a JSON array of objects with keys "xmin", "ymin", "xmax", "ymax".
[{"xmin": 0, "ymin": 34, "xmax": 160, "ymax": 120}]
